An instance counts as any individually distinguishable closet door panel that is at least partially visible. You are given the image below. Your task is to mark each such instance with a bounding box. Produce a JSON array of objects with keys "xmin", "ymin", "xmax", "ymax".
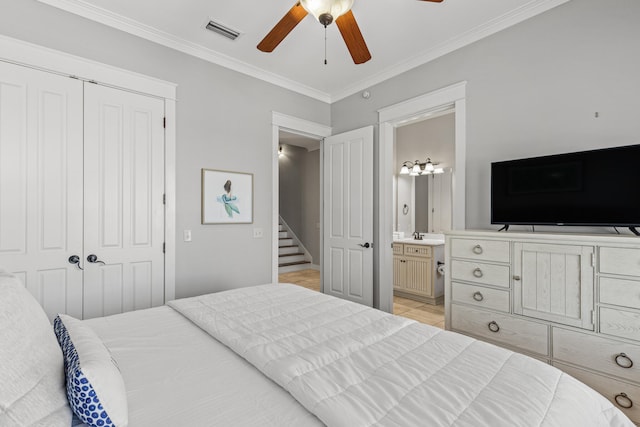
[
  {"xmin": 0, "ymin": 77, "xmax": 27, "ymax": 253},
  {"xmin": 83, "ymin": 84, "xmax": 165, "ymax": 319},
  {"xmin": 0, "ymin": 62, "xmax": 83, "ymax": 320}
]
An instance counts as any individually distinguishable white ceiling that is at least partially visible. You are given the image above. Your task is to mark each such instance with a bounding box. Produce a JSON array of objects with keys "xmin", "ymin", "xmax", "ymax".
[{"xmin": 38, "ymin": 0, "xmax": 569, "ymax": 102}]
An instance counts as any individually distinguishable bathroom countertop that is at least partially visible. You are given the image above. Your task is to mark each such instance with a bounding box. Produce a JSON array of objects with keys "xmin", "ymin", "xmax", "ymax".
[{"xmin": 393, "ymin": 238, "xmax": 444, "ymax": 246}]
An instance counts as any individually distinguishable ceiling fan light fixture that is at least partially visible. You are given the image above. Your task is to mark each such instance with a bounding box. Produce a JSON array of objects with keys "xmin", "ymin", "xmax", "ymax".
[{"xmin": 300, "ymin": 0, "xmax": 354, "ymax": 26}]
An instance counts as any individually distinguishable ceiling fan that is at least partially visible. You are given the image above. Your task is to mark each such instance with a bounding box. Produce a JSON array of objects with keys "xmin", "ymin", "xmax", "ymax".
[{"xmin": 257, "ymin": 0, "xmax": 444, "ymax": 65}]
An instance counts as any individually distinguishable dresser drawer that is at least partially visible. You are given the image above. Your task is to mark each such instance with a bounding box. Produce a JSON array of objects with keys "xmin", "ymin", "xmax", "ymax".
[
  {"xmin": 600, "ymin": 247, "xmax": 640, "ymax": 277},
  {"xmin": 450, "ymin": 259, "xmax": 510, "ymax": 288},
  {"xmin": 450, "ymin": 304, "xmax": 549, "ymax": 356},
  {"xmin": 404, "ymin": 244, "xmax": 432, "ymax": 257},
  {"xmin": 393, "ymin": 243, "xmax": 404, "ymax": 255},
  {"xmin": 600, "ymin": 277, "xmax": 640, "ymax": 310},
  {"xmin": 450, "ymin": 238, "xmax": 510, "ymax": 263},
  {"xmin": 553, "ymin": 328, "xmax": 640, "ymax": 383},
  {"xmin": 554, "ymin": 362, "xmax": 640, "ymax": 424},
  {"xmin": 451, "ymin": 282, "xmax": 509, "ymax": 312},
  {"xmin": 600, "ymin": 307, "xmax": 640, "ymax": 341}
]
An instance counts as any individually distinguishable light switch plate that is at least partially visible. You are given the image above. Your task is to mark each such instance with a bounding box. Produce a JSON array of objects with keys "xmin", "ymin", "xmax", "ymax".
[
  {"xmin": 183, "ymin": 230, "xmax": 192, "ymax": 242},
  {"xmin": 253, "ymin": 228, "xmax": 263, "ymax": 238}
]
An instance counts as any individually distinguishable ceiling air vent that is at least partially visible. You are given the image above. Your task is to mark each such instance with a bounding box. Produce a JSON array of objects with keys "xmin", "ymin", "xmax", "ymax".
[{"xmin": 206, "ymin": 20, "xmax": 240, "ymax": 41}]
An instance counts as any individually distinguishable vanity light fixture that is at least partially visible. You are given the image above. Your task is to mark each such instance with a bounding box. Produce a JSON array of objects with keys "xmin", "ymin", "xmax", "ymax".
[{"xmin": 399, "ymin": 158, "xmax": 444, "ymax": 176}]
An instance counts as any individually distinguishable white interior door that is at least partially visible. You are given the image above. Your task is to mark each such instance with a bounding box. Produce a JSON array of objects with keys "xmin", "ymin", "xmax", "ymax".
[
  {"xmin": 0, "ymin": 61, "xmax": 83, "ymax": 320},
  {"xmin": 82, "ymin": 84, "xmax": 165, "ymax": 319},
  {"xmin": 322, "ymin": 126, "xmax": 373, "ymax": 306}
]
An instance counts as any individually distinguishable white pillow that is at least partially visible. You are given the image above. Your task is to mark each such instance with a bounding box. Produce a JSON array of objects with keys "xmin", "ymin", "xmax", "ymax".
[
  {"xmin": 0, "ymin": 270, "xmax": 71, "ymax": 427},
  {"xmin": 54, "ymin": 314, "xmax": 128, "ymax": 427}
]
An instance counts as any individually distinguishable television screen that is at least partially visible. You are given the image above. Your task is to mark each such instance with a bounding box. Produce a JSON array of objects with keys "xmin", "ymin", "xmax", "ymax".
[{"xmin": 491, "ymin": 144, "xmax": 640, "ymax": 227}]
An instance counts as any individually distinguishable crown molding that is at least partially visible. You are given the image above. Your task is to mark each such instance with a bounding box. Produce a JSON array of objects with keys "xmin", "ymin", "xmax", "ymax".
[
  {"xmin": 36, "ymin": 0, "xmax": 331, "ymax": 103},
  {"xmin": 330, "ymin": 0, "xmax": 571, "ymax": 102},
  {"xmin": 0, "ymin": 33, "xmax": 176, "ymax": 99},
  {"xmin": 37, "ymin": 0, "xmax": 569, "ymax": 105}
]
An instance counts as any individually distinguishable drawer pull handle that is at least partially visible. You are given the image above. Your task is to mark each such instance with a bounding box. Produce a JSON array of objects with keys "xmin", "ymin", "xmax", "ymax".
[
  {"xmin": 473, "ymin": 292, "xmax": 484, "ymax": 302},
  {"xmin": 473, "ymin": 268, "xmax": 484, "ymax": 278},
  {"xmin": 488, "ymin": 321, "xmax": 500, "ymax": 333},
  {"xmin": 513, "ymin": 275, "xmax": 521, "ymax": 281},
  {"xmin": 473, "ymin": 245, "xmax": 483, "ymax": 255},
  {"xmin": 615, "ymin": 353, "xmax": 634, "ymax": 369},
  {"xmin": 614, "ymin": 393, "xmax": 633, "ymax": 409}
]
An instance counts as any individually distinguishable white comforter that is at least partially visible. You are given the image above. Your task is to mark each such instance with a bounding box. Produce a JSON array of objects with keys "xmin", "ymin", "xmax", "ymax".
[{"xmin": 169, "ymin": 284, "xmax": 632, "ymax": 427}]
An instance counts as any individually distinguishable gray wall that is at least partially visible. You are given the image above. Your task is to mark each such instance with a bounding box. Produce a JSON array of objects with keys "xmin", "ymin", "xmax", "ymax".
[
  {"xmin": 3, "ymin": 0, "xmax": 639, "ymax": 303},
  {"xmin": 332, "ymin": 0, "xmax": 640, "ymax": 235},
  {"xmin": 0, "ymin": 0, "xmax": 330, "ymax": 298},
  {"xmin": 278, "ymin": 144, "xmax": 321, "ymax": 263}
]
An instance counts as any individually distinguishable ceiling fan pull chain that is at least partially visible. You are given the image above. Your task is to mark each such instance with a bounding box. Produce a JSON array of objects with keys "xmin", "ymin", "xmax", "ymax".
[{"xmin": 324, "ymin": 25, "xmax": 328, "ymax": 65}]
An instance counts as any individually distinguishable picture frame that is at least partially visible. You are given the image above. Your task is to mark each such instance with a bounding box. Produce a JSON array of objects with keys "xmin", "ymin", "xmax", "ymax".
[{"xmin": 201, "ymin": 168, "xmax": 253, "ymax": 224}]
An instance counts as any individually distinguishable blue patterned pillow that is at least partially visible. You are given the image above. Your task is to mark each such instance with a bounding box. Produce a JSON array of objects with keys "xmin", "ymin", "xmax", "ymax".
[{"xmin": 54, "ymin": 314, "xmax": 128, "ymax": 427}]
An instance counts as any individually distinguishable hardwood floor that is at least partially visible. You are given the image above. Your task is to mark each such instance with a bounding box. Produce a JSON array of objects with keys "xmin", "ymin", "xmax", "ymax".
[{"xmin": 278, "ymin": 269, "xmax": 445, "ymax": 329}]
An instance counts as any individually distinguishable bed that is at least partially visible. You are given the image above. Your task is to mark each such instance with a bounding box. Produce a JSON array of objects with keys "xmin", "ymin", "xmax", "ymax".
[{"xmin": 0, "ymin": 271, "xmax": 633, "ymax": 427}]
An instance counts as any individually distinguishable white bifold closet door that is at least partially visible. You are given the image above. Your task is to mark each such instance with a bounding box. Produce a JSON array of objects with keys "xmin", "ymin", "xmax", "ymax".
[
  {"xmin": 0, "ymin": 61, "xmax": 165, "ymax": 320},
  {"xmin": 82, "ymin": 84, "xmax": 165, "ymax": 319}
]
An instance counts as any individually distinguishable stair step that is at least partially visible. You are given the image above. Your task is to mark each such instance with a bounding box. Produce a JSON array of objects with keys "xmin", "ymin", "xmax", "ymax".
[
  {"xmin": 279, "ymin": 252, "xmax": 305, "ymax": 258},
  {"xmin": 278, "ymin": 253, "xmax": 306, "ymax": 263},
  {"xmin": 279, "ymin": 245, "xmax": 299, "ymax": 255},
  {"xmin": 278, "ymin": 231, "xmax": 289, "ymax": 238},
  {"xmin": 279, "ymin": 260, "xmax": 311, "ymax": 267},
  {"xmin": 279, "ymin": 238, "xmax": 293, "ymax": 246}
]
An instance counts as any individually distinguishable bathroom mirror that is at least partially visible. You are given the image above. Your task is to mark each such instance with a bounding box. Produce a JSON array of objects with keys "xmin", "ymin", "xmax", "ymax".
[{"xmin": 396, "ymin": 170, "xmax": 452, "ymax": 235}]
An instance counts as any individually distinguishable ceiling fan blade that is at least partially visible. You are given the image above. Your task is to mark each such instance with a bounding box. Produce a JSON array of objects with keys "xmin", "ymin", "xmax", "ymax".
[
  {"xmin": 335, "ymin": 11, "xmax": 371, "ymax": 65},
  {"xmin": 257, "ymin": 3, "xmax": 308, "ymax": 52}
]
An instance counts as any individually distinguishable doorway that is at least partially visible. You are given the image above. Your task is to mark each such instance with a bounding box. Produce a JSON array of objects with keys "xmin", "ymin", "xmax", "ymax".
[
  {"xmin": 270, "ymin": 113, "xmax": 331, "ymax": 285},
  {"xmin": 277, "ymin": 131, "xmax": 322, "ymax": 274},
  {"xmin": 394, "ymin": 109, "xmax": 455, "ymax": 238},
  {"xmin": 377, "ymin": 82, "xmax": 467, "ymax": 313}
]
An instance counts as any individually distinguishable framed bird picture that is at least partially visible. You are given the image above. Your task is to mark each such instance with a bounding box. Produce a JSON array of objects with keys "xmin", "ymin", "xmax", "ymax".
[{"xmin": 201, "ymin": 168, "xmax": 253, "ymax": 224}]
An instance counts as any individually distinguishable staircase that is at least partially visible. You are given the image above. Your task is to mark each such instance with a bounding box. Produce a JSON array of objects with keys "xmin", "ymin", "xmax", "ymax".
[{"xmin": 278, "ymin": 222, "xmax": 312, "ymax": 273}]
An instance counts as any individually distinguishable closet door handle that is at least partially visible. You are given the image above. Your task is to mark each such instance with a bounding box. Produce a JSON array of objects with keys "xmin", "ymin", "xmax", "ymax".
[
  {"xmin": 87, "ymin": 254, "xmax": 106, "ymax": 265},
  {"xmin": 68, "ymin": 255, "xmax": 83, "ymax": 270}
]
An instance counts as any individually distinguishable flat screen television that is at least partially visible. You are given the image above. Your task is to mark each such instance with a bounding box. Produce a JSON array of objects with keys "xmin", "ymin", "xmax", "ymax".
[{"xmin": 491, "ymin": 144, "xmax": 640, "ymax": 232}]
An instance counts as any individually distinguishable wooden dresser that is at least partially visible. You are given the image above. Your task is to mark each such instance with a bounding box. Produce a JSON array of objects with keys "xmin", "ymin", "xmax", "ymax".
[
  {"xmin": 393, "ymin": 242, "xmax": 444, "ymax": 305},
  {"xmin": 445, "ymin": 230, "xmax": 640, "ymax": 424}
]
